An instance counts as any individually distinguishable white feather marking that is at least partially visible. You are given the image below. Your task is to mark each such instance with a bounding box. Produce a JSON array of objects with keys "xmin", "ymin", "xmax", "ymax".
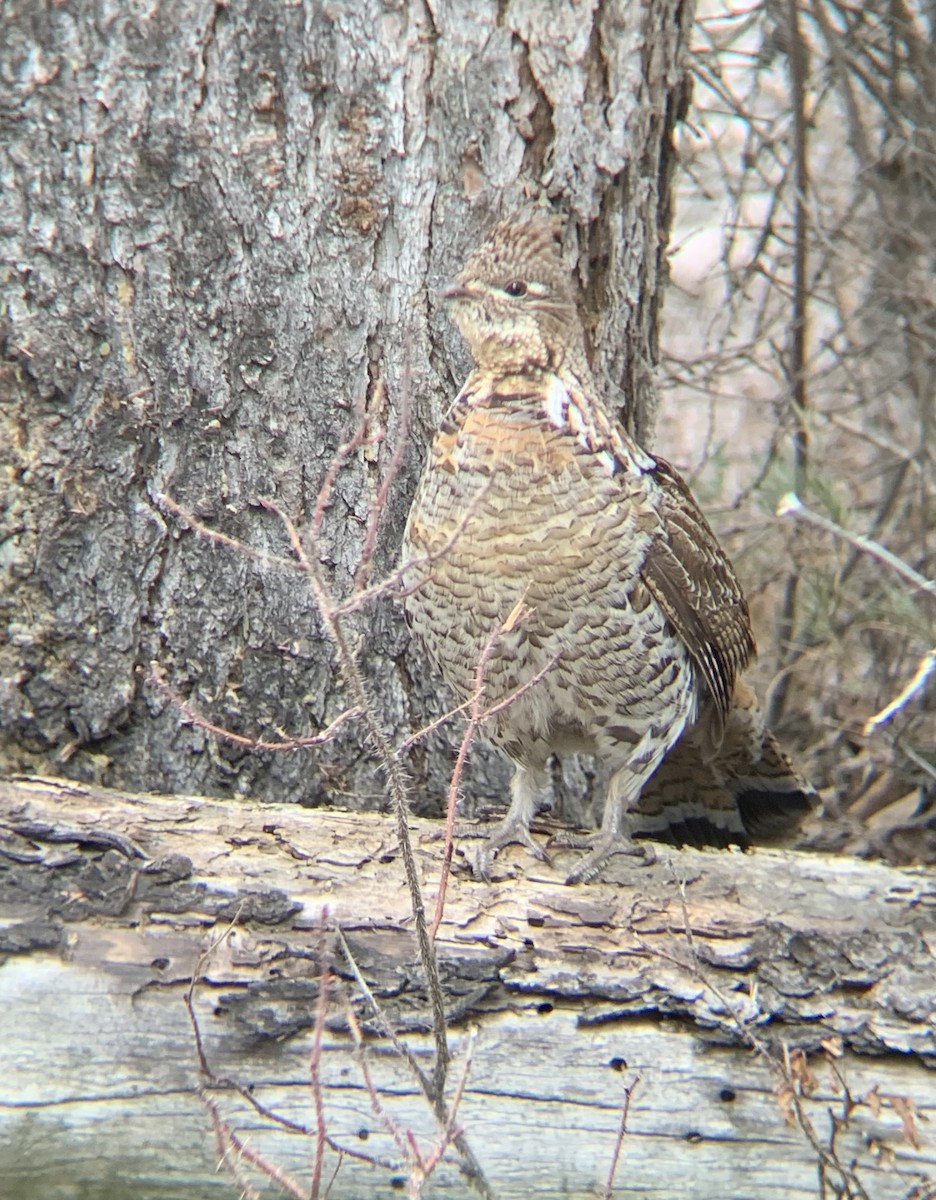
[{"xmin": 544, "ymin": 376, "xmax": 570, "ymax": 428}]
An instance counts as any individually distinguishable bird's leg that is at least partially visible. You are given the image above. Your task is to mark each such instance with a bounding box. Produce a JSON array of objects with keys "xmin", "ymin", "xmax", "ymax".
[
  {"xmin": 558, "ymin": 765, "xmax": 656, "ymax": 885},
  {"xmin": 458, "ymin": 763, "xmax": 551, "ymax": 880}
]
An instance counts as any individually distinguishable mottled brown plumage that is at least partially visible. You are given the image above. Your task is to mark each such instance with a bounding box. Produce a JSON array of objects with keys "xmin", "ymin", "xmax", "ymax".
[{"xmin": 402, "ymin": 212, "xmax": 814, "ymax": 881}]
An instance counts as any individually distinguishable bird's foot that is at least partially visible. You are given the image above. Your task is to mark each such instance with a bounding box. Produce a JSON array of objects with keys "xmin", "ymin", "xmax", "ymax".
[
  {"xmin": 551, "ymin": 830, "xmax": 655, "ymax": 885},
  {"xmin": 456, "ymin": 817, "xmax": 551, "ymax": 881}
]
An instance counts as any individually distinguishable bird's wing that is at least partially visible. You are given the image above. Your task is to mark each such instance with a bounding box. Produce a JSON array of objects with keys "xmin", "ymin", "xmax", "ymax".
[{"xmin": 639, "ymin": 455, "xmax": 756, "ymax": 726}]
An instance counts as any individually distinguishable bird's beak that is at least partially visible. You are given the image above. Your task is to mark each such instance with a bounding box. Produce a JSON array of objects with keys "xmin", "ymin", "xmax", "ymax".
[{"xmin": 441, "ymin": 281, "xmax": 472, "ymax": 302}]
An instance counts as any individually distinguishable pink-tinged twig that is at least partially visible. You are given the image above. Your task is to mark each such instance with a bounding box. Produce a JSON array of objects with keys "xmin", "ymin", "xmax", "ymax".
[
  {"xmin": 335, "ymin": 474, "xmax": 496, "ymax": 617},
  {"xmin": 344, "ymin": 992, "xmax": 474, "ymax": 1200},
  {"xmin": 184, "ymin": 908, "xmax": 244, "ymax": 1077},
  {"xmin": 150, "ymin": 660, "xmax": 361, "ymax": 751},
  {"xmin": 345, "ymin": 1000, "xmax": 413, "ymax": 1163},
  {"xmin": 430, "ymin": 637, "xmax": 560, "ymax": 941},
  {"xmin": 204, "ymin": 1092, "xmax": 308, "ymax": 1200},
  {"xmin": 480, "ymin": 653, "xmax": 560, "ymax": 720},
  {"xmin": 157, "ymin": 493, "xmax": 302, "ymax": 573},
  {"xmin": 335, "ymin": 928, "xmax": 493, "ymax": 1198},
  {"xmin": 399, "ymin": 696, "xmax": 475, "ymax": 753},
  {"xmin": 262, "ymin": 499, "xmax": 450, "ymax": 1102},
  {"xmin": 408, "ymin": 1028, "xmax": 476, "ymax": 1197},
  {"xmin": 429, "ymin": 625, "xmax": 503, "ymax": 941},
  {"xmin": 186, "ymin": 911, "xmax": 389, "ymax": 1192},
  {"xmin": 311, "ymin": 404, "xmax": 370, "ymax": 540},
  {"xmin": 445, "ymin": 1026, "xmax": 476, "ymax": 1131},
  {"xmin": 600, "ymin": 1073, "xmax": 642, "ymax": 1200},
  {"xmin": 310, "ymin": 907, "xmax": 332, "ymax": 1200},
  {"xmin": 205, "ymin": 1097, "xmax": 264, "ymax": 1200}
]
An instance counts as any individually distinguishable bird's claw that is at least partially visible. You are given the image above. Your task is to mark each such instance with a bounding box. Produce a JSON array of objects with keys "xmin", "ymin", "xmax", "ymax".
[
  {"xmin": 457, "ymin": 817, "xmax": 551, "ymax": 880},
  {"xmin": 555, "ymin": 831, "xmax": 655, "ymax": 885}
]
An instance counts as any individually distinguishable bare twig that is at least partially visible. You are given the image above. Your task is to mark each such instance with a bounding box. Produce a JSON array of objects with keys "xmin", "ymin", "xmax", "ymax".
[
  {"xmin": 430, "ymin": 634, "xmax": 560, "ymax": 937},
  {"xmin": 184, "ymin": 906, "xmax": 393, "ymax": 1196},
  {"xmin": 204, "ymin": 1093, "xmax": 309, "ymax": 1200},
  {"xmin": 863, "ymin": 650, "xmax": 936, "ymax": 735},
  {"xmin": 262, "ymin": 500, "xmax": 450, "ymax": 1102},
  {"xmin": 429, "ymin": 626, "xmax": 503, "ymax": 942},
  {"xmin": 184, "ymin": 908, "xmax": 244, "ymax": 1078},
  {"xmin": 336, "ymin": 928, "xmax": 493, "ymax": 1199},
  {"xmin": 157, "ymin": 492, "xmax": 302, "ymax": 573},
  {"xmin": 767, "ymin": 0, "xmax": 811, "ymax": 730},
  {"xmin": 658, "ymin": 871, "xmax": 874, "ymax": 1199},
  {"xmin": 343, "ymin": 981, "xmax": 470, "ymax": 1200},
  {"xmin": 150, "ymin": 660, "xmax": 360, "ymax": 752},
  {"xmin": 336, "ymin": 927, "xmax": 434, "ymax": 1093},
  {"xmin": 898, "ymin": 740, "xmax": 936, "ymax": 784},
  {"xmin": 600, "ymin": 1072, "xmax": 642, "ymax": 1200},
  {"xmin": 345, "ymin": 1000, "xmax": 413, "ymax": 1163},
  {"xmin": 310, "ymin": 908, "xmax": 332, "ymax": 1200},
  {"xmin": 777, "ymin": 493, "xmax": 936, "ymax": 599},
  {"xmin": 311, "ymin": 402, "xmax": 370, "ymax": 539}
]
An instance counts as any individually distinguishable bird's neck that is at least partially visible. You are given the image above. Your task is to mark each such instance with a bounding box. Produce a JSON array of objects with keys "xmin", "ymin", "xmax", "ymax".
[
  {"xmin": 470, "ymin": 339, "xmax": 597, "ymax": 394},
  {"xmin": 461, "ymin": 358, "xmax": 655, "ymax": 477}
]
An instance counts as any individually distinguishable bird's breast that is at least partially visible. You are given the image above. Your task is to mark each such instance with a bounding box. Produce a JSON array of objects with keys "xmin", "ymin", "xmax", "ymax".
[{"xmin": 402, "ymin": 388, "xmax": 661, "ymax": 627}]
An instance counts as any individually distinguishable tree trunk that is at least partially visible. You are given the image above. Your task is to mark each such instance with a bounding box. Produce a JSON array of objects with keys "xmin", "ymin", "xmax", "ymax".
[
  {"xmin": 1, "ymin": 0, "xmax": 690, "ymax": 813},
  {"xmin": 3, "ymin": 775, "xmax": 935, "ymax": 1199}
]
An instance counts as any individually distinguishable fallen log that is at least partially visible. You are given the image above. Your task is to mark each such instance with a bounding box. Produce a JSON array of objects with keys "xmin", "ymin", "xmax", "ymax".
[{"xmin": 2, "ymin": 774, "xmax": 934, "ymax": 1199}]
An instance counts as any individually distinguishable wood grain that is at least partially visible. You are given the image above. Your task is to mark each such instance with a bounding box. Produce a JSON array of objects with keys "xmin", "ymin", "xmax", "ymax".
[{"xmin": 2, "ymin": 775, "xmax": 934, "ymax": 1198}]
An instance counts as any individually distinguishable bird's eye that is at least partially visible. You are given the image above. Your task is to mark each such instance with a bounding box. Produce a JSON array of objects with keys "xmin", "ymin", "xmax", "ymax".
[{"xmin": 504, "ymin": 280, "xmax": 528, "ymax": 298}]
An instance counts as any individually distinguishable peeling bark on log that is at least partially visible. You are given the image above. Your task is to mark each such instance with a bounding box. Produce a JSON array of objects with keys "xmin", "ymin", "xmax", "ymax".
[{"xmin": 2, "ymin": 775, "xmax": 935, "ymax": 1199}]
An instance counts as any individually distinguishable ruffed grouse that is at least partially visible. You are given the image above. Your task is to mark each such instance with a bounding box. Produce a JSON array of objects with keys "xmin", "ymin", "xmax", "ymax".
[{"xmin": 402, "ymin": 212, "xmax": 813, "ymax": 883}]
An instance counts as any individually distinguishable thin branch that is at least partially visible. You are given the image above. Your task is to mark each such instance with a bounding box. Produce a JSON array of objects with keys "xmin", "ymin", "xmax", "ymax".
[
  {"xmin": 150, "ymin": 661, "xmax": 361, "ymax": 752},
  {"xmin": 311, "ymin": 403, "xmax": 370, "ymax": 539},
  {"xmin": 157, "ymin": 493, "xmax": 302, "ymax": 573},
  {"xmin": 204, "ymin": 1094, "xmax": 309, "ymax": 1200},
  {"xmin": 776, "ymin": 493, "xmax": 936, "ymax": 599},
  {"xmin": 429, "ymin": 628, "xmax": 502, "ymax": 942},
  {"xmin": 184, "ymin": 909, "xmax": 244, "ymax": 1078},
  {"xmin": 600, "ymin": 1073, "xmax": 642, "ymax": 1200},
  {"xmin": 336, "ymin": 927, "xmax": 433, "ymax": 1095},
  {"xmin": 660, "ymin": 872, "xmax": 873, "ymax": 1199},
  {"xmin": 430, "ymin": 627, "xmax": 561, "ymax": 940},
  {"xmin": 807, "ymin": 0, "xmax": 872, "ymax": 167},
  {"xmin": 769, "ymin": 0, "xmax": 811, "ymax": 729},
  {"xmin": 863, "ymin": 650, "xmax": 936, "ymax": 735},
  {"xmin": 399, "ymin": 696, "xmax": 476, "ymax": 753},
  {"xmin": 344, "ymin": 1001, "xmax": 413, "ymax": 1164},
  {"xmin": 310, "ymin": 908, "xmax": 332, "ymax": 1200},
  {"xmin": 335, "ymin": 929, "xmax": 494, "ymax": 1200},
  {"xmin": 334, "ymin": 477, "xmax": 493, "ymax": 617},
  {"xmin": 262, "ymin": 499, "xmax": 450, "ymax": 1103}
]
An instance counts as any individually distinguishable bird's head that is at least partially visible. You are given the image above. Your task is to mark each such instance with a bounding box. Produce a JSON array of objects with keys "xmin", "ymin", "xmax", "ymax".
[{"xmin": 443, "ymin": 213, "xmax": 584, "ymax": 373}]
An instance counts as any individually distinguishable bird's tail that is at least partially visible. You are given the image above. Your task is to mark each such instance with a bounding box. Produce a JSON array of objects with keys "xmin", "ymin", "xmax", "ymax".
[{"xmin": 632, "ymin": 678, "xmax": 816, "ymax": 848}]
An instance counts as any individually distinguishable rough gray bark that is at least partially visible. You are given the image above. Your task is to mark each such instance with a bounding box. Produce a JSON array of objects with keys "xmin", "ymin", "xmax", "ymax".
[
  {"xmin": 1, "ymin": 0, "xmax": 691, "ymax": 813},
  {"xmin": 2, "ymin": 776, "xmax": 935, "ymax": 1199}
]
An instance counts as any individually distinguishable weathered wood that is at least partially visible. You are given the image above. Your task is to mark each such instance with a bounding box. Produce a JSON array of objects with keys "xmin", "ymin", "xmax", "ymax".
[{"xmin": 2, "ymin": 774, "xmax": 934, "ymax": 1198}]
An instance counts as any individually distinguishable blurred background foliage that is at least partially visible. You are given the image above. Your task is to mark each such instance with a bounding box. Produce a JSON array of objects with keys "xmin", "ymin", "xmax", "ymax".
[{"xmin": 659, "ymin": 0, "xmax": 936, "ymax": 862}]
